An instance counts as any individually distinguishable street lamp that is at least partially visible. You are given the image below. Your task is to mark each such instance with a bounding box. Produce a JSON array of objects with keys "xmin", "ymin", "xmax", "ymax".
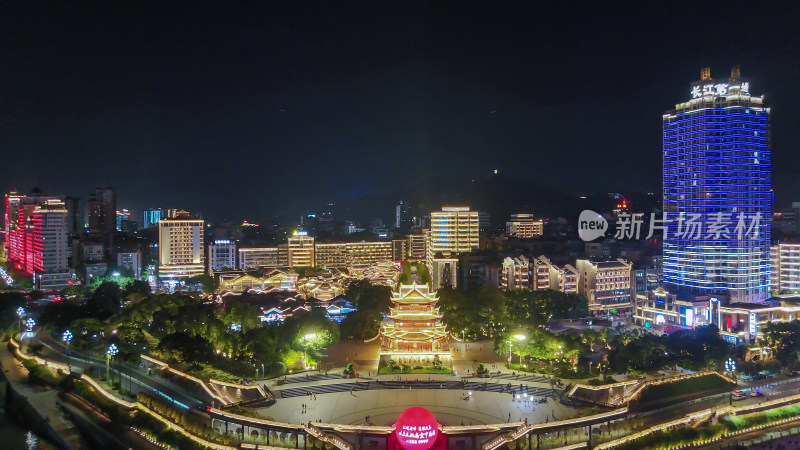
[
  {"xmin": 725, "ymin": 358, "xmax": 736, "ymax": 375},
  {"xmin": 513, "ymin": 335, "xmax": 526, "ymax": 365},
  {"xmin": 106, "ymin": 344, "xmax": 119, "ymax": 379},
  {"xmin": 16, "ymin": 306, "xmax": 25, "ymax": 331},
  {"xmin": 63, "ymin": 330, "xmax": 73, "ymax": 371},
  {"xmin": 507, "ymin": 340, "xmax": 513, "ymax": 365},
  {"xmin": 25, "ymin": 318, "xmax": 36, "ymax": 350}
]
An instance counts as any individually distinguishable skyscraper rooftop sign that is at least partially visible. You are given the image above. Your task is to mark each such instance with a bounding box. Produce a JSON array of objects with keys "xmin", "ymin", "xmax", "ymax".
[{"xmin": 691, "ymin": 81, "xmax": 750, "ymax": 98}]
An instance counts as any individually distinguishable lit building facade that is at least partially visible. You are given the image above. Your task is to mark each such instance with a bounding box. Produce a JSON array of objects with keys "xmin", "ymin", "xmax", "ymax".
[
  {"xmin": 501, "ymin": 255, "xmax": 531, "ymax": 289},
  {"xmin": 407, "ymin": 234, "xmax": 427, "ymax": 260},
  {"xmin": 428, "ymin": 207, "xmax": 479, "ymax": 256},
  {"xmin": 238, "ymin": 247, "xmax": 286, "ymax": 270},
  {"xmin": 158, "ymin": 217, "xmax": 205, "ymax": 278},
  {"xmin": 576, "ymin": 259, "xmax": 633, "ymax": 314},
  {"xmin": 142, "ymin": 209, "xmax": 165, "ymax": 228},
  {"xmin": 506, "ymin": 214, "xmax": 544, "ymax": 238},
  {"xmin": 770, "ymin": 242, "xmax": 800, "ymax": 295},
  {"xmin": 663, "ymin": 66, "xmax": 771, "ymax": 304},
  {"xmin": 716, "ymin": 299, "xmax": 800, "ymax": 344},
  {"xmin": 6, "ymin": 197, "xmax": 69, "ymax": 275},
  {"xmin": 287, "ymin": 234, "xmax": 315, "ymax": 268},
  {"xmin": 208, "ymin": 239, "xmax": 237, "ymax": 272}
]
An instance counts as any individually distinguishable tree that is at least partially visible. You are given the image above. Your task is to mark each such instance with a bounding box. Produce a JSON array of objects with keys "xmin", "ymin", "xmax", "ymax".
[
  {"xmin": 155, "ymin": 332, "xmax": 213, "ymax": 364},
  {"xmin": 763, "ymin": 321, "xmax": 800, "ymax": 368},
  {"xmin": 86, "ymin": 281, "xmax": 123, "ymax": 319},
  {"xmin": 345, "ymin": 280, "xmax": 391, "ymax": 314}
]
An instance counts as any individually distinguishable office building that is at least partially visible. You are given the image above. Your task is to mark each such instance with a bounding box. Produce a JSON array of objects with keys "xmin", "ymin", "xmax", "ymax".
[
  {"xmin": 506, "ymin": 214, "xmax": 544, "ymax": 238},
  {"xmin": 142, "ymin": 209, "xmax": 165, "ymax": 228},
  {"xmin": 157, "ymin": 216, "xmax": 205, "ymax": 279},
  {"xmin": 663, "ymin": 66, "xmax": 771, "ymax": 303},
  {"xmin": 771, "ymin": 241, "xmax": 800, "ymax": 294},
  {"xmin": 208, "ymin": 239, "xmax": 237, "ymax": 272},
  {"xmin": 576, "ymin": 259, "xmax": 633, "ymax": 315}
]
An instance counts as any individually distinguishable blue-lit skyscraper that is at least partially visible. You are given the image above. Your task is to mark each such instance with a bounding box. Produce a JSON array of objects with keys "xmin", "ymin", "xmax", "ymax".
[
  {"xmin": 143, "ymin": 208, "xmax": 165, "ymax": 229},
  {"xmin": 663, "ymin": 66, "xmax": 771, "ymax": 304}
]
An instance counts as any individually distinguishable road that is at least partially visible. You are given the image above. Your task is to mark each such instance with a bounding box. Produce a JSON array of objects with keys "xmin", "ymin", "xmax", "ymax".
[{"xmin": 34, "ymin": 332, "xmax": 207, "ymax": 410}]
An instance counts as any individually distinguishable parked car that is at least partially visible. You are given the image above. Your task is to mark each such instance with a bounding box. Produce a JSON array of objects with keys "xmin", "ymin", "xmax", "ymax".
[{"xmin": 732, "ymin": 390, "xmax": 747, "ymax": 400}]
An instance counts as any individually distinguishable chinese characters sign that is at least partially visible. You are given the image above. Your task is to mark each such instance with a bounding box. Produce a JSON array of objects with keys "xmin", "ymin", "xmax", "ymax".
[
  {"xmin": 690, "ymin": 82, "xmax": 750, "ymax": 98},
  {"xmin": 395, "ymin": 407, "xmax": 439, "ymax": 450}
]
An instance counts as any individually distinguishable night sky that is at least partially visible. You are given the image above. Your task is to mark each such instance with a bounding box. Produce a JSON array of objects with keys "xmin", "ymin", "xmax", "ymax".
[{"xmin": 3, "ymin": 2, "xmax": 800, "ymax": 222}]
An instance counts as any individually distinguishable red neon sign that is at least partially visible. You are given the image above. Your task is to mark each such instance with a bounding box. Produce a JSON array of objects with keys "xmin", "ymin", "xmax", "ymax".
[{"xmin": 395, "ymin": 407, "xmax": 439, "ymax": 450}]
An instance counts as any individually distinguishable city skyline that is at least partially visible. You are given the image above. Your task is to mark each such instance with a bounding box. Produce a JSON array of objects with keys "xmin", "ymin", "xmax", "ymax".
[{"xmin": 3, "ymin": 3, "xmax": 800, "ymax": 221}]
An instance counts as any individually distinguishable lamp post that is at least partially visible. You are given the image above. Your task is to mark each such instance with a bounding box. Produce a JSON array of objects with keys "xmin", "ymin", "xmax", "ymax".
[
  {"xmin": 303, "ymin": 333, "xmax": 317, "ymax": 370},
  {"xmin": 106, "ymin": 344, "xmax": 119, "ymax": 380},
  {"xmin": 63, "ymin": 330, "xmax": 73, "ymax": 371},
  {"xmin": 507, "ymin": 340, "xmax": 512, "ymax": 365},
  {"xmin": 25, "ymin": 318, "xmax": 36, "ymax": 350},
  {"xmin": 16, "ymin": 307, "xmax": 25, "ymax": 335},
  {"xmin": 513, "ymin": 335, "xmax": 527, "ymax": 365}
]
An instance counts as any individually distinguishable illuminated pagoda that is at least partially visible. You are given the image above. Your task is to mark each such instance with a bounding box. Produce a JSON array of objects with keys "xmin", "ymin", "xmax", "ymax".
[{"xmin": 378, "ymin": 283, "xmax": 450, "ymax": 360}]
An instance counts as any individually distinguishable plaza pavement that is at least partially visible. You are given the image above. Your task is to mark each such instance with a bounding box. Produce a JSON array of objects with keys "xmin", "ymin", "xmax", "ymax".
[
  {"xmin": 258, "ymin": 339, "xmax": 577, "ymax": 427},
  {"xmin": 256, "ymin": 387, "xmax": 576, "ymax": 427}
]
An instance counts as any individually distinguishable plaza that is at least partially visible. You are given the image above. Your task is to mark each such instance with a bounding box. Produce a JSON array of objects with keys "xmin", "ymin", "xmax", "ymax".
[{"xmin": 258, "ymin": 384, "xmax": 576, "ymax": 426}]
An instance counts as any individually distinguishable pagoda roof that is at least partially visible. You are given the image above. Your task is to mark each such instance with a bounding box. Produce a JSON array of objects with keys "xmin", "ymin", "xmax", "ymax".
[{"xmin": 392, "ymin": 283, "xmax": 439, "ymax": 304}]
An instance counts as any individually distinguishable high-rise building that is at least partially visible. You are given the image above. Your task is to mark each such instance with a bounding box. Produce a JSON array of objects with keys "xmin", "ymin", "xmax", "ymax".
[
  {"xmin": 428, "ymin": 206, "xmax": 479, "ymax": 259},
  {"xmin": 506, "ymin": 214, "xmax": 544, "ymax": 238},
  {"xmin": 157, "ymin": 216, "xmax": 205, "ymax": 279},
  {"xmin": 5, "ymin": 197, "xmax": 71, "ymax": 288},
  {"xmin": 663, "ymin": 66, "xmax": 771, "ymax": 304},
  {"xmin": 5, "ymin": 191, "xmax": 70, "ymax": 279},
  {"xmin": 395, "ymin": 201, "xmax": 412, "ymax": 229},
  {"xmin": 407, "ymin": 234, "xmax": 427, "ymax": 260},
  {"xmin": 87, "ymin": 187, "xmax": 116, "ymax": 253},
  {"xmin": 770, "ymin": 241, "xmax": 800, "ymax": 295},
  {"xmin": 142, "ymin": 209, "xmax": 165, "ymax": 228},
  {"xmin": 62, "ymin": 196, "xmax": 81, "ymax": 238},
  {"xmin": 207, "ymin": 239, "xmax": 237, "ymax": 272},
  {"xmin": 116, "ymin": 209, "xmax": 131, "ymax": 231},
  {"xmin": 287, "ymin": 233, "xmax": 315, "ymax": 268}
]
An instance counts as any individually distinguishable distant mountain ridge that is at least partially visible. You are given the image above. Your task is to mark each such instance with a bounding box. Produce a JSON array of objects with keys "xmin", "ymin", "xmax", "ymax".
[{"xmin": 326, "ymin": 174, "xmax": 582, "ymax": 226}]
